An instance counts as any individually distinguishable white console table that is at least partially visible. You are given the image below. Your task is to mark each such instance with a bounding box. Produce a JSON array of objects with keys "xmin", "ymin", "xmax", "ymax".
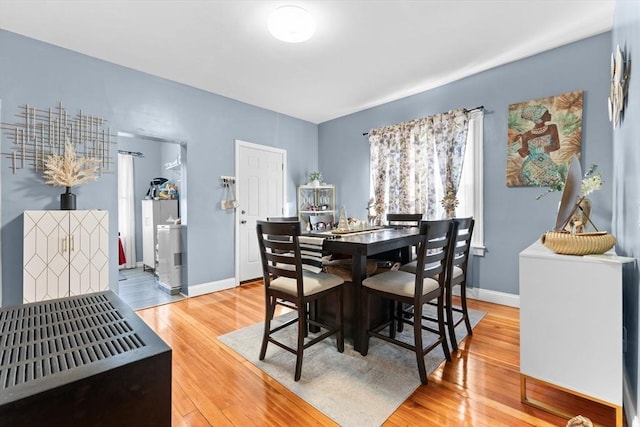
[{"xmin": 519, "ymin": 240, "xmax": 634, "ymax": 426}]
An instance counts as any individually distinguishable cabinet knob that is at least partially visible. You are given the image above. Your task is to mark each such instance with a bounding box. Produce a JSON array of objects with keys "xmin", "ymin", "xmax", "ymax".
[
  {"xmin": 241, "ymin": 210, "xmax": 246, "ymax": 214},
  {"xmin": 240, "ymin": 220, "xmax": 247, "ymax": 224}
]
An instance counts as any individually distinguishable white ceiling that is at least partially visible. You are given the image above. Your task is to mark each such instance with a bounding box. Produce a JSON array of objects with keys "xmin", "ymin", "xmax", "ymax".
[{"xmin": 0, "ymin": 0, "xmax": 615, "ymax": 124}]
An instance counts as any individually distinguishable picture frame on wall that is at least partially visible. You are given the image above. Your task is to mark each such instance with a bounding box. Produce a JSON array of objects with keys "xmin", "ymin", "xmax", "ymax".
[{"xmin": 506, "ymin": 90, "xmax": 583, "ymax": 187}]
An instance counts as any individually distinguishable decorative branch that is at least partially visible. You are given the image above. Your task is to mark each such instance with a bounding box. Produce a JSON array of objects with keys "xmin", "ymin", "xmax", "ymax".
[{"xmin": 43, "ymin": 141, "xmax": 100, "ymax": 188}]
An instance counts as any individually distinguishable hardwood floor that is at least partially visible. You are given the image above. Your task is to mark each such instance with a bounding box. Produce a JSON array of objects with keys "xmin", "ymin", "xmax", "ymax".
[{"xmin": 136, "ymin": 281, "xmax": 617, "ymax": 426}]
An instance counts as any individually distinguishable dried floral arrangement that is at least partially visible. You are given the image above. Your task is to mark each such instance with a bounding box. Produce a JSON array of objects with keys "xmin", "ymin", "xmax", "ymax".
[
  {"xmin": 536, "ymin": 163, "xmax": 603, "ymax": 200},
  {"xmin": 43, "ymin": 141, "xmax": 100, "ymax": 189}
]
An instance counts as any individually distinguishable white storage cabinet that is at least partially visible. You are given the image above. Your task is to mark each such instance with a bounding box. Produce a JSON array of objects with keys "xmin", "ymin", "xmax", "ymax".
[
  {"xmin": 519, "ymin": 240, "xmax": 634, "ymax": 426},
  {"xmin": 141, "ymin": 199, "xmax": 178, "ymax": 270},
  {"xmin": 23, "ymin": 210, "xmax": 109, "ymax": 303}
]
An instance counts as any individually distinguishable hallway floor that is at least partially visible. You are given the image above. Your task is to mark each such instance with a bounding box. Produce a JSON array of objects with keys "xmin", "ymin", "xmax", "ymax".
[{"xmin": 117, "ymin": 266, "xmax": 185, "ymax": 310}]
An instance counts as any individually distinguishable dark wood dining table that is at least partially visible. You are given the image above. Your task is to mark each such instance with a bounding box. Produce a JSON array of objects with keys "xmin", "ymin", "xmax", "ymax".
[{"xmin": 309, "ymin": 226, "xmax": 421, "ymax": 352}]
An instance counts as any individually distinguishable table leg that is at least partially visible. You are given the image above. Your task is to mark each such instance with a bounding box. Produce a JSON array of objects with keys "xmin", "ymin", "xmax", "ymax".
[
  {"xmin": 351, "ymin": 253, "xmax": 367, "ymax": 352},
  {"xmin": 400, "ymin": 245, "xmax": 412, "ymax": 264}
]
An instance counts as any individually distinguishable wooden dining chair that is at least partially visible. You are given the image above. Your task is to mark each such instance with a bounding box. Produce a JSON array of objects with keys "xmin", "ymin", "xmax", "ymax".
[
  {"xmin": 360, "ymin": 219, "xmax": 454, "ymax": 385},
  {"xmin": 309, "ymin": 214, "xmax": 379, "ymax": 280},
  {"xmin": 256, "ymin": 220, "xmax": 344, "ymax": 381},
  {"xmin": 375, "ymin": 213, "xmax": 423, "ymax": 264},
  {"xmin": 444, "ymin": 217, "xmax": 475, "ymax": 351},
  {"xmin": 386, "ymin": 213, "xmax": 423, "ymax": 227},
  {"xmin": 265, "ymin": 216, "xmax": 327, "ymax": 338},
  {"xmin": 267, "ymin": 216, "xmax": 299, "ymax": 222},
  {"xmin": 399, "ymin": 217, "xmax": 475, "ymax": 351}
]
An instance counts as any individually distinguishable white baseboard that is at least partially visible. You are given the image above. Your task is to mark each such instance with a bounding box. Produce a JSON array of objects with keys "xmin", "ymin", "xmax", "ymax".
[
  {"xmin": 186, "ymin": 279, "xmax": 520, "ymax": 307},
  {"xmin": 452, "ymin": 286, "xmax": 520, "ymax": 308},
  {"xmin": 187, "ymin": 277, "xmax": 237, "ymax": 297}
]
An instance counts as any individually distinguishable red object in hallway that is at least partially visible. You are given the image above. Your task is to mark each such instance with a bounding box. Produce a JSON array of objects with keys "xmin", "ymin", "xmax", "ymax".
[{"xmin": 118, "ymin": 237, "xmax": 127, "ymax": 265}]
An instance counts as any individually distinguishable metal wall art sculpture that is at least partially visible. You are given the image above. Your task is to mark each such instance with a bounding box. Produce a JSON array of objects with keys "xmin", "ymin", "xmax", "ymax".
[{"xmin": 1, "ymin": 102, "xmax": 116, "ymax": 175}]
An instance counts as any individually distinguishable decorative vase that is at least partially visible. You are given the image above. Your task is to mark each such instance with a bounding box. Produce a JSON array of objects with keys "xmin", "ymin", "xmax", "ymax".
[
  {"xmin": 310, "ymin": 179, "xmax": 320, "ymax": 187},
  {"xmin": 60, "ymin": 186, "xmax": 76, "ymax": 210},
  {"xmin": 337, "ymin": 206, "xmax": 350, "ymax": 230}
]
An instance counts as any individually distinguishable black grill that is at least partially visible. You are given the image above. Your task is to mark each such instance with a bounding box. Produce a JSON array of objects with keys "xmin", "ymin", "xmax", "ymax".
[
  {"xmin": 0, "ymin": 293, "xmax": 146, "ymax": 390},
  {"xmin": 0, "ymin": 291, "xmax": 171, "ymax": 427}
]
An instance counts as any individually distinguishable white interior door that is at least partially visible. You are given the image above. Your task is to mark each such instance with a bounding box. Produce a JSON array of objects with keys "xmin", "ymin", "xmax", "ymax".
[{"xmin": 236, "ymin": 141, "xmax": 286, "ymax": 282}]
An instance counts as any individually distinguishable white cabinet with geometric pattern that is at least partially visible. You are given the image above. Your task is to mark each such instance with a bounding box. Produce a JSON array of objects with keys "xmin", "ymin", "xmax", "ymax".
[{"xmin": 23, "ymin": 210, "xmax": 109, "ymax": 303}]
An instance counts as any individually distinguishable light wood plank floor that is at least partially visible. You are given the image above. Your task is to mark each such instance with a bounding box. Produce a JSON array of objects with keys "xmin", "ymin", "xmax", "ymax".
[{"xmin": 136, "ymin": 281, "xmax": 617, "ymax": 426}]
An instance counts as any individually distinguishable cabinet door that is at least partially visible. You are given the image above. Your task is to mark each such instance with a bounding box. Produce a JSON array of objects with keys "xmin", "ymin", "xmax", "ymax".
[
  {"xmin": 23, "ymin": 211, "xmax": 70, "ymax": 303},
  {"xmin": 142, "ymin": 200, "xmax": 178, "ymax": 269},
  {"xmin": 68, "ymin": 210, "xmax": 109, "ymax": 296},
  {"xmin": 141, "ymin": 200, "xmax": 155, "ymax": 268}
]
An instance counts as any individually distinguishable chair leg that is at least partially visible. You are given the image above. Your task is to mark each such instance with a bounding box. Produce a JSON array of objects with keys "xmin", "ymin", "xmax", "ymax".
[
  {"xmin": 413, "ymin": 303, "xmax": 428, "ymax": 385},
  {"xmin": 259, "ymin": 295, "xmax": 275, "ymax": 360},
  {"xmin": 336, "ymin": 287, "xmax": 344, "ymax": 353},
  {"xmin": 396, "ymin": 302, "xmax": 404, "ymax": 332},
  {"xmin": 307, "ymin": 301, "xmax": 317, "ymax": 335},
  {"xmin": 361, "ymin": 289, "xmax": 371, "ymax": 356},
  {"xmin": 389, "ymin": 299, "xmax": 397, "ymax": 339},
  {"xmin": 460, "ymin": 283, "xmax": 473, "ymax": 336},
  {"xmin": 437, "ymin": 294, "xmax": 451, "ymax": 362},
  {"xmin": 294, "ymin": 302, "xmax": 306, "ymax": 381},
  {"xmin": 446, "ymin": 283, "xmax": 458, "ymax": 352}
]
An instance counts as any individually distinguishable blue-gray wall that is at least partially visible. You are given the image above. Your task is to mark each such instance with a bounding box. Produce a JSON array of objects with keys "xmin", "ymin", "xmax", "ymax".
[
  {"xmin": 0, "ymin": 29, "xmax": 318, "ymax": 306},
  {"xmin": 1, "ymin": 11, "xmax": 637, "ymax": 420},
  {"xmin": 613, "ymin": 0, "xmax": 640, "ymax": 423},
  {"xmin": 318, "ymin": 32, "xmax": 613, "ymax": 297}
]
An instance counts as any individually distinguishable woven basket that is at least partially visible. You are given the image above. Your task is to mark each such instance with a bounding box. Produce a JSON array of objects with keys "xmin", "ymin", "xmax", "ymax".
[{"xmin": 541, "ymin": 231, "xmax": 616, "ymax": 255}]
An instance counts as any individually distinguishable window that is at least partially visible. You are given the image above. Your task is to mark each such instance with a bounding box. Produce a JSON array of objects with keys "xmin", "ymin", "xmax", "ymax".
[
  {"xmin": 369, "ymin": 109, "xmax": 484, "ymax": 255},
  {"xmin": 456, "ymin": 110, "xmax": 484, "ymax": 255}
]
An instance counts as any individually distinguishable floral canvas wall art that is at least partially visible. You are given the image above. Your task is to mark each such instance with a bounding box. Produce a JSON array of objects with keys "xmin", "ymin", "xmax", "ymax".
[{"xmin": 506, "ymin": 90, "xmax": 583, "ymax": 187}]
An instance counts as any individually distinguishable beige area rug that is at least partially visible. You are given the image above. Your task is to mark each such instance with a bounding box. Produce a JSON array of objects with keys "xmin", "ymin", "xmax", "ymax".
[{"xmin": 218, "ymin": 306, "xmax": 485, "ymax": 427}]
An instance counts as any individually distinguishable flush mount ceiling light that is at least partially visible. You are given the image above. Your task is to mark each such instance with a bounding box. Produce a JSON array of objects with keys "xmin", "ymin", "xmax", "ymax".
[{"xmin": 268, "ymin": 6, "xmax": 316, "ymax": 43}]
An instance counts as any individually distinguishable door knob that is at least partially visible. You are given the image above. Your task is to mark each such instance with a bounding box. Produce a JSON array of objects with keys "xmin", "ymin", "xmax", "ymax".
[{"xmin": 241, "ymin": 220, "xmax": 247, "ymax": 224}]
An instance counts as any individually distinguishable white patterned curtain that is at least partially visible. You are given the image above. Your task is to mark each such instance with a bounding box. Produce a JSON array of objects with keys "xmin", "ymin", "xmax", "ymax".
[
  {"xmin": 369, "ymin": 108, "xmax": 469, "ymax": 220},
  {"xmin": 118, "ymin": 153, "xmax": 137, "ymax": 269},
  {"xmin": 430, "ymin": 110, "xmax": 469, "ymax": 217}
]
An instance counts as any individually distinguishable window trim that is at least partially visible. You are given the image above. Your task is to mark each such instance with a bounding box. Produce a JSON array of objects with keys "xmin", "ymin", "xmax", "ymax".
[{"xmin": 468, "ymin": 110, "xmax": 485, "ymax": 256}]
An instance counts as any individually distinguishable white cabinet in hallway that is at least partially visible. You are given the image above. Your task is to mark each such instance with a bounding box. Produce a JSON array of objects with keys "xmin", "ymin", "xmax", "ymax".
[
  {"xmin": 141, "ymin": 199, "xmax": 178, "ymax": 271},
  {"xmin": 23, "ymin": 210, "xmax": 109, "ymax": 303}
]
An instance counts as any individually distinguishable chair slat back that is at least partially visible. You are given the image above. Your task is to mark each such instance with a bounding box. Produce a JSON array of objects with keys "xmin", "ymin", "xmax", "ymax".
[
  {"xmin": 414, "ymin": 219, "xmax": 455, "ymax": 297},
  {"xmin": 387, "ymin": 213, "xmax": 422, "ymax": 227},
  {"xmin": 256, "ymin": 220, "xmax": 304, "ymax": 287},
  {"xmin": 265, "ymin": 217, "xmax": 326, "ymax": 273},
  {"xmin": 267, "ymin": 216, "xmax": 300, "ymax": 222},
  {"xmin": 450, "ymin": 217, "xmax": 475, "ymax": 282}
]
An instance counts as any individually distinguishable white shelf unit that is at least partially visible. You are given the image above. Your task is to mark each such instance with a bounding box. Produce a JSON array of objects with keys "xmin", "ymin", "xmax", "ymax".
[
  {"xmin": 155, "ymin": 224, "xmax": 183, "ymax": 294},
  {"xmin": 297, "ymin": 184, "xmax": 335, "ymax": 229},
  {"xmin": 23, "ymin": 210, "xmax": 109, "ymax": 303},
  {"xmin": 519, "ymin": 240, "xmax": 634, "ymax": 426},
  {"xmin": 141, "ymin": 199, "xmax": 178, "ymax": 271}
]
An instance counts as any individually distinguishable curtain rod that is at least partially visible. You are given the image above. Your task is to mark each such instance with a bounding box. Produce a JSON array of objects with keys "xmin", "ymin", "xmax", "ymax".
[
  {"xmin": 118, "ymin": 150, "xmax": 144, "ymax": 157},
  {"xmin": 361, "ymin": 105, "xmax": 484, "ymax": 136}
]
